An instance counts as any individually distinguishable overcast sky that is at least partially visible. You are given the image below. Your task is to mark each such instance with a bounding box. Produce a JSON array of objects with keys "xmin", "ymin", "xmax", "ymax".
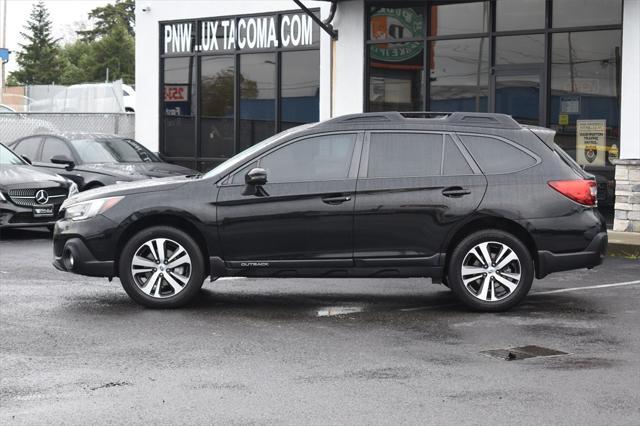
[{"xmin": 1, "ymin": 0, "xmax": 113, "ymax": 73}]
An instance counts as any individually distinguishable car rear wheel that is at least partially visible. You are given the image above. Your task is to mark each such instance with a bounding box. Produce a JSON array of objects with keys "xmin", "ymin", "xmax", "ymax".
[
  {"xmin": 119, "ymin": 226, "xmax": 205, "ymax": 308},
  {"xmin": 447, "ymin": 229, "xmax": 533, "ymax": 312}
]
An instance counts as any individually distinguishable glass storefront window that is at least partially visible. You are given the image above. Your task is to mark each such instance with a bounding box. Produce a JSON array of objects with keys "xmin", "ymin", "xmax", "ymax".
[
  {"xmin": 368, "ymin": 42, "xmax": 424, "ymax": 112},
  {"xmin": 163, "ymin": 57, "xmax": 196, "ymax": 158},
  {"xmin": 430, "ymin": 2, "xmax": 489, "ymax": 36},
  {"xmin": 281, "ymin": 50, "xmax": 320, "ymax": 131},
  {"xmin": 429, "ymin": 38, "xmax": 488, "ymax": 112},
  {"xmin": 550, "ymin": 30, "xmax": 622, "ymax": 225},
  {"xmin": 496, "ymin": 0, "xmax": 545, "ymax": 31},
  {"xmin": 553, "ymin": 0, "xmax": 622, "ymax": 28},
  {"xmin": 200, "ymin": 56, "xmax": 235, "ymax": 158},
  {"xmin": 495, "ymin": 35, "xmax": 545, "ymax": 65},
  {"xmin": 239, "ymin": 53, "xmax": 276, "ymax": 152},
  {"xmin": 369, "ymin": 6, "xmax": 424, "ymax": 41}
]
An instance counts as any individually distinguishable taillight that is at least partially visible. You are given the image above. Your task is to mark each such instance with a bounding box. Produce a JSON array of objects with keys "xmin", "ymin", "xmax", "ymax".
[{"xmin": 548, "ymin": 180, "xmax": 597, "ymax": 206}]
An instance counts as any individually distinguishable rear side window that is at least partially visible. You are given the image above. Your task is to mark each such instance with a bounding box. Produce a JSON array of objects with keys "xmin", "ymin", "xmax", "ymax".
[
  {"xmin": 368, "ymin": 133, "xmax": 443, "ymax": 178},
  {"xmin": 460, "ymin": 135, "xmax": 536, "ymax": 174},
  {"xmin": 13, "ymin": 137, "xmax": 42, "ymax": 161},
  {"xmin": 443, "ymin": 136, "xmax": 473, "ymax": 175}
]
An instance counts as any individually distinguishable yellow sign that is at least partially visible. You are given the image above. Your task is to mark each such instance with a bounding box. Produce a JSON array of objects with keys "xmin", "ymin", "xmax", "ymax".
[
  {"xmin": 576, "ymin": 119, "xmax": 606, "ymax": 167},
  {"xmin": 559, "ymin": 114, "xmax": 569, "ymax": 125}
]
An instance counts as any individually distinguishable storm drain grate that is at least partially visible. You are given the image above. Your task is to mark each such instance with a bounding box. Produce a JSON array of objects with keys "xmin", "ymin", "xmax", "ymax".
[{"xmin": 481, "ymin": 345, "xmax": 570, "ymax": 361}]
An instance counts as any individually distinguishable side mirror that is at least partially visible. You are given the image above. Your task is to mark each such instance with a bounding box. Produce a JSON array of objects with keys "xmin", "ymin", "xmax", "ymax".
[
  {"xmin": 21, "ymin": 155, "xmax": 32, "ymax": 165},
  {"xmin": 245, "ymin": 167, "xmax": 267, "ymax": 186},
  {"xmin": 51, "ymin": 155, "xmax": 75, "ymax": 171}
]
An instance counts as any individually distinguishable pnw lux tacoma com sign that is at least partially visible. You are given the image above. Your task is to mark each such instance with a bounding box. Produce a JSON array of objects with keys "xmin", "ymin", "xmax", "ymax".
[{"xmin": 163, "ymin": 13, "xmax": 317, "ymax": 54}]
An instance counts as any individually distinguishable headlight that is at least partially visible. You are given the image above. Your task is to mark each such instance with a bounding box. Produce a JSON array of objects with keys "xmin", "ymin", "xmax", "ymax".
[
  {"xmin": 64, "ymin": 196, "xmax": 124, "ymax": 221},
  {"xmin": 68, "ymin": 182, "xmax": 79, "ymax": 197},
  {"xmin": 0, "ymin": 191, "xmax": 6, "ymax": 202}
]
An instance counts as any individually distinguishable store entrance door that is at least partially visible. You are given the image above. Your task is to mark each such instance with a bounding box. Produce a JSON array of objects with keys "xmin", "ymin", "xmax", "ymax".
[{"xmin": 493, "ymin": 65, "xmax": 545, "ymax": 126}]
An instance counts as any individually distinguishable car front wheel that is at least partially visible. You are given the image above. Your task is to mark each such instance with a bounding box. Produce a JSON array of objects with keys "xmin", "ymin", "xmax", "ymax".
[
  {"xmin": 119, "ymin": 226, "xmax": 205, "ymax": 308},
  {"xmin": 447, "ymin": 229, "xmax": 533, "ymax": 312}
]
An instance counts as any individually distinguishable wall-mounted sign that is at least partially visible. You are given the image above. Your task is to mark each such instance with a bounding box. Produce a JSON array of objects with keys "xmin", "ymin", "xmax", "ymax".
[
  {"xmin": 560, "ymin": 95, "xmax": 580, "ymax": 114},
  {"xmin": 163, "ymin": 13, "xmax": 316, "ymax": 55},
  {"xmin": 164, "ymin": 85, "xmax": 190, "ymax": 116},
  {"xmin": 576, "ymin": 119, "xmax": 606, "ymax": 167},
  {"xmin": 369, "ymin": 8, "xmax": 422, "ymax": 63}
]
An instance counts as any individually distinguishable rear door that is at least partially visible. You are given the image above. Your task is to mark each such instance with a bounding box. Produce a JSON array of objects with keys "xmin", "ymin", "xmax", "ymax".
[{"xmin": 353, "ymin": 131, "xmax": 487, "ymax": 265}]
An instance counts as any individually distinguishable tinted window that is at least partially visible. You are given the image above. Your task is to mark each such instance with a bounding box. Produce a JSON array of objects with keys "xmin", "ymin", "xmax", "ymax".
[
  {"xmin": 13, "ymin": 137, "xmax": 41, "ymax": 161},
  {"xmin": 444, "ymin": 136, "xmax": 472, "ymax": 175},
  {"xmin": 368, "ymin": 133, "xmax": 443, "ymax": 178},
  {"xmin": 41, "ymin": 137, "xmax": 73, "ymax": 163},
  {"xmin": 460, "ymin": 135, "xmax": 536, "ymax": 174},
  {"xmin": 260, "ymin": 134, "xmax": 356, "ymax": 183},
  {"xmin": 553, "ymin": 0, "xmax": 622, "ymax": 28}
]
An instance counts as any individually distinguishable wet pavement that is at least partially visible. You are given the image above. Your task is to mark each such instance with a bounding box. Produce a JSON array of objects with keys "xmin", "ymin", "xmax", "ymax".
[{"xmin": 1, "ymin": 227, "xmax": 639, "ymax": 425}]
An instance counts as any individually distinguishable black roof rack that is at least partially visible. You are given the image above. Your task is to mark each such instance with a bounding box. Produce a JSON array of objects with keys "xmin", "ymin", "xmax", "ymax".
[{"xmin": 324, "ymin": 111, "xmax": 522, "ymax": 129}]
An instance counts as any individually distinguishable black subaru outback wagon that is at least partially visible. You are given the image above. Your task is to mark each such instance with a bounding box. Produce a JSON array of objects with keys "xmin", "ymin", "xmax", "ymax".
[{"xmin": 52, "ymin": 112, "xmax": 607, "ymax": 311}]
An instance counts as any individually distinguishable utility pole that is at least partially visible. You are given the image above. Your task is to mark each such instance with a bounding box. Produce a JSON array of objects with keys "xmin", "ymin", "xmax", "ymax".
[{"xmin": 1, "ymin": 0, "xmax": 7, "ymax": 92}]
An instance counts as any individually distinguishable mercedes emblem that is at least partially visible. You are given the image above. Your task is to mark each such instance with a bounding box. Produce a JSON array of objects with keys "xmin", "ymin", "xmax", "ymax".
[{"xmin": 35, "ymin": 189, "xmax": 49, "ymax": 205}]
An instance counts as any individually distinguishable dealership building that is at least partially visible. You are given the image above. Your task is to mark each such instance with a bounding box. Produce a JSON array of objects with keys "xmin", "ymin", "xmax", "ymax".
[{"xmin": 135, "ymin": 0, "xmax": 640, "ymax": 232}]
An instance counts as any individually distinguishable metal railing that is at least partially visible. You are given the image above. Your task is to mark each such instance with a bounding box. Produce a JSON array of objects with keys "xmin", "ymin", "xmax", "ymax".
[{"xmin": 0, "ymin": 112, "xmax": 135, "ymax": 145}]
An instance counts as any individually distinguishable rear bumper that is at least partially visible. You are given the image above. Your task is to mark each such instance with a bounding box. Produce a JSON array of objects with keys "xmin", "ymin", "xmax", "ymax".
[
  {"xmin": 53, "ymin": 237, "xmax": 115, "ymax": 277},
  {"xmin": 536, "ymin": 231, "xmax": 607, "ymax": 278}
]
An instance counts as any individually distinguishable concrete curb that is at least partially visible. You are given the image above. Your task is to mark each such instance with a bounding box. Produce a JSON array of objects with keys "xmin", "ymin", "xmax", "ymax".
[{"xmin": 607, "ymin": 231, "xmax": 640, "ymax": 258}]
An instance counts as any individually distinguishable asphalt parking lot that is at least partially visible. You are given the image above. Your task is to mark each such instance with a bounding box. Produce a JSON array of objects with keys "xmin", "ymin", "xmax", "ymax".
[{"xmin": 1, "ymin": 228, "xmax": 639, "ymax": 425}]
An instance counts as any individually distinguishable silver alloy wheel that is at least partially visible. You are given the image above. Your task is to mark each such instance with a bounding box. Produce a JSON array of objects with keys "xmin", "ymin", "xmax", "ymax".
[
  {"xmin": 460, "ymin": 241, "xmax": 521, "ymax": 302},
  {"xmin": 130, "ymin": 238, "xmax": 192, "ymax": 299}
]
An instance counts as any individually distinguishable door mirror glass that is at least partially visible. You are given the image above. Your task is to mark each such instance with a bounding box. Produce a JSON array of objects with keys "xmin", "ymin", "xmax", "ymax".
[
  {"xmin": 245, "ymin": 167, "xmax": 267, "ymax": 186},
  {"xmin": 51, "ymin": 155, "xmax": 75, "ymax": 171}
]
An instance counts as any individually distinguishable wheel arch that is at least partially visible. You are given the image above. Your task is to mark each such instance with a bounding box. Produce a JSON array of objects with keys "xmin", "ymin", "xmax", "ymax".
[
  {"xmin": 114, "ymin": 213, "xmax": 211, "ymax": 278},
  {"xmin": 443, "ymin": 216, "xmax": 539, "ymax": 277}
]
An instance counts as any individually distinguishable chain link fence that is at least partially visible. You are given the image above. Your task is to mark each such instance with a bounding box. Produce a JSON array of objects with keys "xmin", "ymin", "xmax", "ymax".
[{"xmin": 0, "ymin": 113, "xmax": 135, "ymax": 145}]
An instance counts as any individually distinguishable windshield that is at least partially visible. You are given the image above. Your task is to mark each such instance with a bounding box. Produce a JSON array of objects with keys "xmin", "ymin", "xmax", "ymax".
[
  {"xmin": 203, "ymin": 124, "xmax": 315, "ymax": 179},
  {"xmin": 69, "ymin": 138, "xmax": 160, "ymax": 164},
  {"xmin": 0, "ymin": 144, "xmax": 26, "ymax": 165}
]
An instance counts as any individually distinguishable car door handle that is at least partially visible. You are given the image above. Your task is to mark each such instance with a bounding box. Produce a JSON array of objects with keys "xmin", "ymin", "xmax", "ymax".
[
  {"xmin": 442, "ymin": 187, "xmax": 471, "ymax": 197},
  {"xmin": 322, "ymin": 195, "xmax": 352, "ymax": 205}
]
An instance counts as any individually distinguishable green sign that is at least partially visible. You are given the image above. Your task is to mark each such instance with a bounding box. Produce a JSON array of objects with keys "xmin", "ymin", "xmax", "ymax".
[{"xmin": 370, "ymin": 8, "xmax": 422, "ymax": 63}]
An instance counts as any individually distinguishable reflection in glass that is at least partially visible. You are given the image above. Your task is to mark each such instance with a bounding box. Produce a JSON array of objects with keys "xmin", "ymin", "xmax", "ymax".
[
  {"xmin": 430, "ymin": 38, "xmax": 488, "ymax": 112},
  {"xmin": 163, "ymin": 57, "xmax": 196, "ymax": 157},
  {"xmin": 553, "ymin": 0, "xmax": 622, "ymax": 28},
  {"xmin": 430, "ymin": 2, "xmax": 488, "ymax": 36},
  {"xmin": 495, "ymin": 35, "xmax": 545, "ymax": 65},
  {"xmin": 496, "ymin": 74, "xmax": 540, "ymax": 125},
  {"xmin": 368, "ymin": 6, "xmax": 423, "ymax": 41},
  {"xmin": 239, "ymin": 53, "xmax": 276, "ymax": 152},
  {"xmin": 550, "ymin": 30, "xmax": 621, "ymax": 225},
  {"xmin": 368, "ymin": 42, "xmax": 424, "ymax": 112},
  {"xmin": 200, "ymin": 56, "xmax": 235, "ymax": 158},
  {"xmin": 496, "ymin": 0, "xmax": 544, "ymax": 31},
  {"xmin": 281, "ymin": 50, "xmax": 320, "ymax": 131}
]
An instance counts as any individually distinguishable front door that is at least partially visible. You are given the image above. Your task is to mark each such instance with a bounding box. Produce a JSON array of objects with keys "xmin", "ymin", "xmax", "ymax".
[
  {"xmin": 217, "ymin": 132, "xmax": 362, "ymax": 267},
  {"xmin": 354, "ymin": 131, "xmax": 487, "ymax": 265}
]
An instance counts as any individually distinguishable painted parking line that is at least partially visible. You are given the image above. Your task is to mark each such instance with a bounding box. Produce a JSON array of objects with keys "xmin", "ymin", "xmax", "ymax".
[{"xmin": 532, "ymin": 279, "xmax": 640, "ymax": 295}]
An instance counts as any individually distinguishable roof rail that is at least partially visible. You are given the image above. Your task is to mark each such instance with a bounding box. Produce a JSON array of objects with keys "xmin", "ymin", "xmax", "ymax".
[{"xmin": 324, "ymin": 111, "xmax": 522, "ymax": 129}]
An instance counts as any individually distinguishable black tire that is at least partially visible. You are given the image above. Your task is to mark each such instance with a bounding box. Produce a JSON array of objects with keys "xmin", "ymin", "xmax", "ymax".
[
  {"xmin": 447, "ymin": 229, "xmax": 533, "ymax": 312},
  {"xmin": 118, "ymin": 226, "xmax": 205, "ymax": 308}
]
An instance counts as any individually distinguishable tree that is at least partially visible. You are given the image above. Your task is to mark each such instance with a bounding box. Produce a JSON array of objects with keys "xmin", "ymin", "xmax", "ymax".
[
  {"xmin": 77, "ymin": 0, "xmax": 135, "ymax": 41},
  {"xmin": 88, "ymin": 22, "xmax": 135, "ymax": 84},
  {"xmin": 8, "ymin": 2, "xmax": 65, "ymax": 85}
]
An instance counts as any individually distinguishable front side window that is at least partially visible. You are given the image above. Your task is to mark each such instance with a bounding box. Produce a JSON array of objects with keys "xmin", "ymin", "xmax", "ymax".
[
  {"xmin": 460, "ymin": 135, "xmax": 537, "ymax": 174},
  {"xmin": 259, "ymin": 134, "xmax": 356, "ymax": 183},
  {"xmin": 368, "ymin": 132, "xmax": 443, "ymax": 178},
  {"xmin": 13, "ymin": 137, "xmax": 41, "ymax": 161},
  {"xmin": 41, "ymin": 138, "xmax": 73, "ymax": 163}
]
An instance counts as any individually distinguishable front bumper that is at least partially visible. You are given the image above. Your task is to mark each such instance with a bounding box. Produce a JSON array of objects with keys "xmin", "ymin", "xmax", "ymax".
[
  {"xmin": 53, "ymin": 237, "xmax": 116, "ymax": 277},
  {"xmin": 536, "ymin": 231, "xmax": 607, "ymax": 278},
  {"xmin": 1, "ymin": 203, "xmax": 60, "ymax": 228}
]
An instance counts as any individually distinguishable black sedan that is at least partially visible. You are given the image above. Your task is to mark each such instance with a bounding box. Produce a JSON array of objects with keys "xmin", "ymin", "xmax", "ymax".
[
  {"xmin": 0, "ymin": 143, "xmax": 77, "ymax": 229},
  {"xmin": 8, "ymin": 133, "xmax": 197, "ymax": 191}
]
